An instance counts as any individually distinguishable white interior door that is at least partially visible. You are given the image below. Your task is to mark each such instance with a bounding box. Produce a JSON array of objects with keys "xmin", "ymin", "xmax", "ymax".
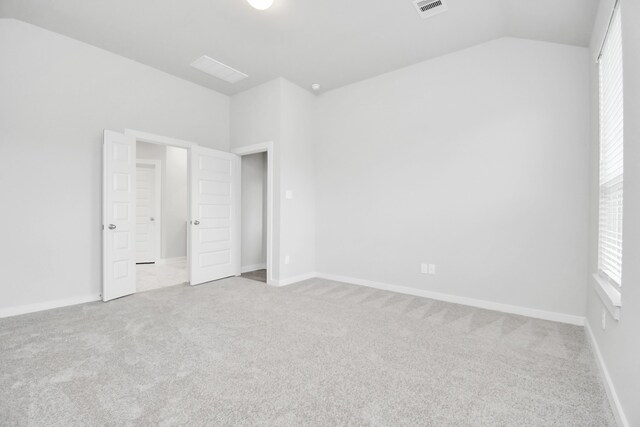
[
  {"xmin": 102, "ymin": 130, "xmax": 137, "ymax": 301},
  {"xmin": 136, "ymin": 163, "xmax": 160, "ymax": 263},
  {"xmin": 190, "ymin": 146, "xmax": 241, "ymax": 285}
]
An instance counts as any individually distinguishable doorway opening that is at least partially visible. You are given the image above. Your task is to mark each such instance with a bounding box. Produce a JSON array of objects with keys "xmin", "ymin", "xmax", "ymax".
[
  {"xmin": 103, "ymin": 130, "xmax": 270, "ymax": 302},
  {"xmin": 135, "ymin": 141, "xmax": 188, "ymax": 292},
  {"xmin": 239, "ymin": 152, "xmax": 267, "ymax": 283},
  {"xmin": 233, "ymin": 142, "xmax": 274, "ymax": 286}
]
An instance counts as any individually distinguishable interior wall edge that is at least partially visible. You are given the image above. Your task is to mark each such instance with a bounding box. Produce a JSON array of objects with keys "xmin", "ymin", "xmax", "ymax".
[
  {"xmin": 269, "ymin": 272, "xmax": 317, "ymax": 288},
  {"xmin": 0, "ymin": 270, "xmax": 589, "ymax": 325},
  {"xmin": 0, "ymin": 294, "xmax": 101, "ymax": 319},
  {"xmin": 585, "ymin": 320, "xmax": 629, "ymax": 427},
  {"xmin": 315, "ymin": 273, "xmax": 585, "ymax": 326},
  {"xmin": 273, "ymin": 272, "xmax": 584, "ymax": 326}
]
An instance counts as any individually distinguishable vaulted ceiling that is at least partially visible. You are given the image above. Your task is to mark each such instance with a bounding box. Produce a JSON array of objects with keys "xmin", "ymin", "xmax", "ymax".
[{"xmin": 0, "ymin": 0, "xmax": 599, "ymax": 95}]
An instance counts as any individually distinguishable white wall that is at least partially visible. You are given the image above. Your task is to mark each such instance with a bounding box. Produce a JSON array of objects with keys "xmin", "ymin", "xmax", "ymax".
[
  {"xmin": 241, "ymin": 152, "xmax": 267, "ymax": 269},
  {"xmin": 137, "ymin": 141, "xmax": 167, "ymax": 159},
  {"xmin": 230, "ymin": 78, "xmax": 316, "ymax": 283},
  {"xmin": 279, "ymin": 79, "xmax": 316, "ymax": 279},
  {"xmin": 0, "ymin": 19, "xmax": 229, "ymax": 312},
  {"xmin": 231, "ymin": 79, "xmax": 283, "ymax": 280},
  {"xmin": 136, "ymin": 142, "xmax": 188, "ymax": 260},
  {"xmin": 585, "ymin": 1, "xmax": 640, "ymax": 425},
  {"xmin": 315, "ymin": 38, "xmax": 590, "ymax": 319}
]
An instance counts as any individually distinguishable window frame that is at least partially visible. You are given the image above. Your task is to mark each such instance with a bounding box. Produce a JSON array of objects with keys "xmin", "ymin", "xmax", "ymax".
[{"xmin": 594, "ymin": 1, "xmax": 624, "ymax": 319}]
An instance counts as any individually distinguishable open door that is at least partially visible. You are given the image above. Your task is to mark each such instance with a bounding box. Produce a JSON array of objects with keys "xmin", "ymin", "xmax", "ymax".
[
  {"xmin": 102, "ymin": 130, "xmax": 137, "ymax": 301},
  {"xmin": 190, "ymin": 146, "xmax": 241, "ymax": 285}
]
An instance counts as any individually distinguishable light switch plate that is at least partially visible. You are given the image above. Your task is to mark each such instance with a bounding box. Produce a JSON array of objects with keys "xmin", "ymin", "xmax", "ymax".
[
  {"xmin": 421, "ymin": 263, "xmax": 429, "ymax": 274},
  {"xmin": 428, "ymin": 264, "xmax": 436, "ymax": 275},
  {"xmin": 285, "ymin": 255, "xmax": 290, "ymax": 265},
  {"xmin": 285, "ymin": 190, "xmax": 293, "ymax": 199}
]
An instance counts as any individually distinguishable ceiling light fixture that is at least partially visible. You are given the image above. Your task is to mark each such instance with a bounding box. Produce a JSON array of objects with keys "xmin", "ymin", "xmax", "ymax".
[
  {"xmin": 247, "ymin": 0, "xmax": 273, "ymax": 10},
  {"xmin": 311, "ymin": 84, "xmax": 321, "ymax": 92}
]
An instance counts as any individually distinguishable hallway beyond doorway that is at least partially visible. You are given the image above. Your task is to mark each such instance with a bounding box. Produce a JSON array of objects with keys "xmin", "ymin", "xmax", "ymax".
[
  {"xmin": 137, "ymin": 259, "xmax": 188, "ymax": 292},
  {"xmin": 241, "ymin": 269, "xmax": 266, "ymax": 283}
]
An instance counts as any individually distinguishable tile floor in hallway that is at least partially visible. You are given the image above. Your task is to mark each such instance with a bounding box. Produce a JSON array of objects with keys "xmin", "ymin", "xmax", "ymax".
[{"xmin": 136, "ymin": 258, "xmax": 188, "ymax": 292}]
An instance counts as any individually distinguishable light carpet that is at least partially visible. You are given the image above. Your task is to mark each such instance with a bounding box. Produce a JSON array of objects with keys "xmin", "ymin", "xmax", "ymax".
[{"xmin": 0, "ymin": 277, "xmax": 614, "ymax": 426}]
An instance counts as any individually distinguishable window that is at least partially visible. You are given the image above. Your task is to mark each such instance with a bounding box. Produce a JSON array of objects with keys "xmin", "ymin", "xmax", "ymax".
[{"xmin": 597, "ymin": 5, "xmax": 624, "ymax": 288}]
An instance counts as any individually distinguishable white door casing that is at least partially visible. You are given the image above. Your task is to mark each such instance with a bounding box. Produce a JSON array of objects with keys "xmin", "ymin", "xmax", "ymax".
[
  {"xmin": 190, "ymin": 146, "xmax": 241, "ymax": 285},
  {"xmin": 103, "ymin": 130, "xmax": 137, "ymax": 301},
  {"xmin": 232, "ymin": 141, "xmax": 274, "ymax": 285},
  {"xmin": 136, "ymin": 162, "xmax": 161, "ymax": 263}
]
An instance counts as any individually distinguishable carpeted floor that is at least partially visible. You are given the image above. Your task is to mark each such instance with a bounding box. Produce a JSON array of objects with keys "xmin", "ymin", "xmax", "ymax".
[{"xmin": 0, "ymin": 277, "xmax": 614, "ymax": 426}]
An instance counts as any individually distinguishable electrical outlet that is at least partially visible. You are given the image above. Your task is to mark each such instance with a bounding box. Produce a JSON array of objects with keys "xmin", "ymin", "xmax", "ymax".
[
  {"xmin": 421, "ymin": 263, "xmax": 429, "ymax": 274},
  {"xmin": 421, "ymin": 263, "xmax": 436, "ymax": 275},
  {"xmin": 602, "ymin": 309, "xmax": 606, "ymax": 330},
  {"xmin": 284, "ymin": 255, "xmax": 290, "ymax": 265}
]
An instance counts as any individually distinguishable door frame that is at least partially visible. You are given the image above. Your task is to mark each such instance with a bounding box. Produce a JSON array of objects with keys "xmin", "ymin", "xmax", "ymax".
[
  {"xmin": 125, "ymin": 129, "xmax": 197, "ymax": 285},
  {"xmin": 233, "ymin": 141, "xmax": 274, "ymax": 286},
  {"xmin": 136, "ymin": 159, "xmax": 162, "ymax": 264}
]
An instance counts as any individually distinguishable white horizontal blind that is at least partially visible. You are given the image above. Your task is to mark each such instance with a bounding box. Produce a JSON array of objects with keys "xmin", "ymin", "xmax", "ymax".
[{"xmin": 598, "ymin": 5, "xmax": 624, "ymax": 287}]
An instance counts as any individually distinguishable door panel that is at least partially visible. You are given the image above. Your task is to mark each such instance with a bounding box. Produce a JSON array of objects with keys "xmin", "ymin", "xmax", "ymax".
[
  {"xmin": 190, "ymin": 146, "xmax": 241, "ymax": 285},
  {"xmin": 135, "ymin": 165, "xmax": 158, "ymax": 263},
  {"xmin": 103, "ymin": 130, "xmax": 136, "ymax": 301}
]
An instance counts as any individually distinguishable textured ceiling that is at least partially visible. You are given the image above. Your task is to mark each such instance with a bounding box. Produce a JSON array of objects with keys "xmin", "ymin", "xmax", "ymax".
[{"xmin": 0, "ymin": 0, "xmax": 599, "ymax": 95}]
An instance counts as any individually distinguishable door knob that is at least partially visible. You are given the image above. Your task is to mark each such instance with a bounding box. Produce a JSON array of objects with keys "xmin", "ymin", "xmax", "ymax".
[
  {"xmin": 150, "ymin": 217, "xmax": 155, "ymax": 222},
  {"xmin": 108, "ymin": 224, "xmax": 116, "ymax": 230},
  {"xmin": 193, "ymin": 220, "xmax": 200, "ymax": 225}
]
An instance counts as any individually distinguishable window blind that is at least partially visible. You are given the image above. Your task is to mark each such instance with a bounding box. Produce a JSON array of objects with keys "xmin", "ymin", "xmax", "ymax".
[{"xmin": 598, "ymin": 6, "xmax": 624, "ymax": 287}]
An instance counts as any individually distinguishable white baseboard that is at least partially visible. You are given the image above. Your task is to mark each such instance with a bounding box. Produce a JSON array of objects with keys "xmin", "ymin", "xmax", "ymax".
[
  {"xmin": 315, "ymin": 273, "xmax": 585, "ymax": 326},
  {"xmin": 0, "ymin": 294, "xmax": 101, "ymax": 319},
  {"xmin": 585, "ymin": 321, "xmax": 628, "ymax": 427},
  {"xmin": 156, "ymin": 256, "xmax": 187, "ymax": 266},
  {"xmin": 242, "ymin": 263, "xmax": 266, "ymax": 273},
  {"xmin": 0, "ymin": 271, "xmax": 584, "ymax": 328},
  {"xmin": 270, "ymin": 272, "xmax": 317, "ymax": 287}
]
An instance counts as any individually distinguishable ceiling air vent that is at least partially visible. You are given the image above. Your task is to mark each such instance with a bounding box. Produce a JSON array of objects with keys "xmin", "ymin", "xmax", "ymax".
[
  {"xmin": 190, "ymin": 56, "xmax": 248, "ymax": 84},
  {"xmin": 413, "ymin": 0, "xmax": 448, "ymax": 19}
]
